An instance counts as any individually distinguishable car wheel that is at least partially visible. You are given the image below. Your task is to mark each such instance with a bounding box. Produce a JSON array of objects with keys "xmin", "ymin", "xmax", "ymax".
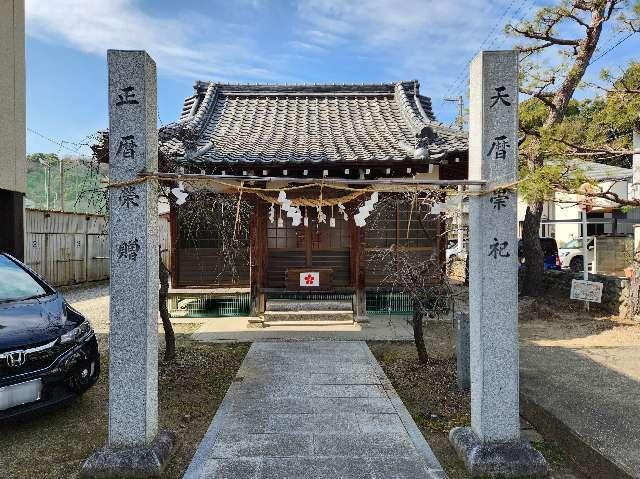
[{"xmin": 569, "ymin": 256, "xmax": 583, "ymax": 273}]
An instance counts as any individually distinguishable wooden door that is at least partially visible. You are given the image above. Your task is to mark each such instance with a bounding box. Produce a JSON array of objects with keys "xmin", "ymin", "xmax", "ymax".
[{"xmin": 266, "ymin": 207, "xmax": 350, "ymax": 288}]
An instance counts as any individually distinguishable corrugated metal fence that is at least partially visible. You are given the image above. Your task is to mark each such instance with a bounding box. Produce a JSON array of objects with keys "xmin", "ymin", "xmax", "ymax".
[{"xmin": 24, "ymin": 209, "xmax": 170, "ymax": 287}]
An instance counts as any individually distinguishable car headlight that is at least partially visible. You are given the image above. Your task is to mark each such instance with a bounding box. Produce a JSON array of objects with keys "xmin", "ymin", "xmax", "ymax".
[{"xmin": 60, "ymin": 321, "xmax": 93, "ymax": 344}]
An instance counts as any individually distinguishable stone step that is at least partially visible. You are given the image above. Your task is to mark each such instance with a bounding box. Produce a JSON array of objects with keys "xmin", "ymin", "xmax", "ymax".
[
  {"xmin": 265, "ymin": 299, "xmax": 353, "ymax": 312},
  {"xmin": 262, "ymin": 320, "xmax": 355, "ymax": 327},
  {"xmin": 262, "ymin": 310, "xmax": 355, "ymax": 323}
]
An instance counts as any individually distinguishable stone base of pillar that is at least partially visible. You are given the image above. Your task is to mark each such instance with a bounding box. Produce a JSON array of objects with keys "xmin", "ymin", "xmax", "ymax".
[
  {"xmin": 354, "ymin": 314, "xmax": 370, "ymax": 323},
  {"xmin": 80, "ymin": 430, "xmax": 176, "ymax": 478},
  {"xmin": 449, "ymin": 427, "xmax": 548, "ymax": 477}
]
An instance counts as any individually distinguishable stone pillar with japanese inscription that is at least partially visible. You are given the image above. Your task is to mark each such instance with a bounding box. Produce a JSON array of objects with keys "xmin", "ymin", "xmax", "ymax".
[
  {"xmin": 82, "ymin": 50, "xmax": 174, "ymax": 478},
  {"xmin": 449, "ymin": 51, "xmax": 547, "ymax": 477}
]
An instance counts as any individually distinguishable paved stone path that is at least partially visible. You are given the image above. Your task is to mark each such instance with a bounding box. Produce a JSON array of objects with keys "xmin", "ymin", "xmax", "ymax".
[{"xmin": 183, "ymin": 341, "xmax": 445, "ymax": 479}]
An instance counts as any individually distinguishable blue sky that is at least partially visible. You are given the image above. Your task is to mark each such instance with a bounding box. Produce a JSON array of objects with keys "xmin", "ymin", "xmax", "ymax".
[{"xmin": 25, "ymin": 0, "xmax": 638, "ymax": 154}]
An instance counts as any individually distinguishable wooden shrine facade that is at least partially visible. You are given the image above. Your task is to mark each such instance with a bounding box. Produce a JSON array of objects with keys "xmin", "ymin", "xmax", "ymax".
[{"xmin": 154, "ymin": 80, "xmax": 468, "ymax": 313}]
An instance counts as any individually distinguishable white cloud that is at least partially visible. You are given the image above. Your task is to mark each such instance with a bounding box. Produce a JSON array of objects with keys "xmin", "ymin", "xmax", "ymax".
[{"xmin": 25, "ymin": 0, "xmax": 282, "ymax": 82}]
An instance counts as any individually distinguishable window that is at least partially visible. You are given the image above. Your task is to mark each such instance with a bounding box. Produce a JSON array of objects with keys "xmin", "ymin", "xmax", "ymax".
[
  {"xmin": 0, "ymin": 255, "xmax": 49, "ymax": 302},
  {"xmin": 365, "ymin": 200, "xmax": 437, "ymax": 249}
]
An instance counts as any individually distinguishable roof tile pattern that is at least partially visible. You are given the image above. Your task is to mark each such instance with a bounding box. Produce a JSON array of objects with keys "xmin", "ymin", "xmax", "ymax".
[{"xmin": 159, "ymin": 80, "xmax": 467, "ymax": 166}]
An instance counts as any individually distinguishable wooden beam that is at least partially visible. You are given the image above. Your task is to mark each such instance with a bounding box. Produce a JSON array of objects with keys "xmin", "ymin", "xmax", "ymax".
[
  {"xmin": 168, "ymin": 198, "xmax": 179, "ymax": 287},
  {"xmin": 140, "ymin": 171, "xmax": 485, "ymax": 187},
  {"xmin": 249, "ymin": 197, "xmax": 267, "ymax": 314}
]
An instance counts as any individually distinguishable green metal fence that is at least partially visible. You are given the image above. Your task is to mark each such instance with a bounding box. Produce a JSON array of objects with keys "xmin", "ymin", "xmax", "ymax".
[
  {"xmin": 366, "ymin": 291, "xmax": 413, "ymax": 315},
  {"xmin": 168, "ymin": 293, "xmax": 251, "ymax": 318},
  {"xmin": 366, "ymin": 290, "xmax": 451, "ymax": 316},
  {"xmin": 266, "ymin": 291, "xmax": 353, "ymax": 302}
]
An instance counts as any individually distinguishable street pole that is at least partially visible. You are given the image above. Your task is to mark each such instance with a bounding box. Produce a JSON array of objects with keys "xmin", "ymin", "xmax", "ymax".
[
  {"xmin": 444, "ymin": 95, "xmax": 464, "ymax": 130},
  {"xmin": 59, "ymin": 157, "xmax": 64, "ymax": 212},
  {"xmin": 582, "ymin": 209, "xmax": 589, "ymax": 312},
  {"xmin": 45, "ymin": 163, "xmax": 51, "ymax": 209}
]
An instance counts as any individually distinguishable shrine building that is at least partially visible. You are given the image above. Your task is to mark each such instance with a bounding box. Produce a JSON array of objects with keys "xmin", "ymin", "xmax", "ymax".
[{"xmin": 155, "ymin": 80, "xmax": 468, "ymax": 322}]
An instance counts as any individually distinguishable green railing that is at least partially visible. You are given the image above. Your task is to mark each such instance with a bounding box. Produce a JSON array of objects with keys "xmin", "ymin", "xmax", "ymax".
[
  {"xmin": 168, "ymin": 293, "xmax": 251, "ymax": 318},
  {"xmin": 366, "ymin": 290, "xmax": 451, "ymax": 316},
  {"xmin": 266, "ymin": 291, "xmax": 353, "ymax": 302}
]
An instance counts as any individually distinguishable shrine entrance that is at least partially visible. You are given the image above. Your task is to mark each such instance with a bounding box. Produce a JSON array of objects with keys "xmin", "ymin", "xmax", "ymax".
[{"xmin": 266, "ymin": 206, "xmax": 351, "ymax": 290}]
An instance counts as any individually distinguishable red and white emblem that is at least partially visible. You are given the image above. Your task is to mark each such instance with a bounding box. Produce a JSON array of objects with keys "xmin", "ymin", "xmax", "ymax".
[{"xmin": 299, "ymin": 271, "xmax": 319, "ymax": 287}]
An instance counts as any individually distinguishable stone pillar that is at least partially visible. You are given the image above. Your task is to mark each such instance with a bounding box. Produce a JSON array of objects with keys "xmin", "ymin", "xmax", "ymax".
[
  {"xmin": 455, "ymin": 312, "xmax": 470, "ymax": 391},
  {"xmin": 0, "ymin": 0, "xmax": 26, "ymax": 260},
  {"xmin": 82, "ymin": 50, "xmax": 174, "ymax": 478},
  {"xmin": 449, "ymin": 51, "xmax": 547, "ymax": 477}
]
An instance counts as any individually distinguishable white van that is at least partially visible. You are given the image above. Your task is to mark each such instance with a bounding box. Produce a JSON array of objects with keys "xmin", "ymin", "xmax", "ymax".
[{"xmin": 558, "ymin": 237, "xmax": 594, "ymax": 272}]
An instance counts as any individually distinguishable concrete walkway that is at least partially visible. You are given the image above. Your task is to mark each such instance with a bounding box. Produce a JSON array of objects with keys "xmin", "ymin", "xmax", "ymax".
[{"xmin": 183, "ymin": 341, "xmax": 445, "ymax": 479}]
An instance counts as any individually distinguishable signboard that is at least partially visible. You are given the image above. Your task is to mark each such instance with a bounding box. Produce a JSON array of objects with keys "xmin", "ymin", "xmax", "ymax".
[
  {"xmin": 570, "ymin": 279, "xmax": 603, "ymax": 303},
  {"xmin": 299, "ymin": 271, "xmax": 320, "ymax": 287}
]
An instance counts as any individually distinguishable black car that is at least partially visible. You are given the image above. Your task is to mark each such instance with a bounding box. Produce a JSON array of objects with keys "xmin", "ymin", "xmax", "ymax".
[
  {"xmin": 0, "ymin": 253, "xmax": 99, "ymax": 419},
  {"xmin": 517, "ymin": 237, "xmax": 561, "ymax": 271}
]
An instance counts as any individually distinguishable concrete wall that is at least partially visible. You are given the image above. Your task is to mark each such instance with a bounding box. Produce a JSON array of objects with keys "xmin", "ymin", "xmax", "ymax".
[{"xmin": 0, "ymin": 0, "xmax": 26, "ymax": 193}]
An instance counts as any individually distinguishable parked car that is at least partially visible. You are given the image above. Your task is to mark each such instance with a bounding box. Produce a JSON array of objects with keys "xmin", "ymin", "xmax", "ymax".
[
  {"xmin": 0, "ymin": 253, "xmax": 99, "ymax": 419},
  {"xmin": 517, "ymin": 237, "xmax": 562, "ymax": 271},
  {"xmin": 446, "ymin": 239, "xmax": 467, "ymax": 262},
  {"xmin": 558, "ymin": 237, "xmax": 594, "ymax": 272}
]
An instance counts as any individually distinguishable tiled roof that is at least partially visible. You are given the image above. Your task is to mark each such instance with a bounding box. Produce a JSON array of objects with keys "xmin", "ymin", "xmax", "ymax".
[
  {"xmin": 549, "ymin": 159, "xmax": 632, "ymax": 181},
  {"xmin": 159, "ymin": 80, "xmax": 467, "ymax": 166}
]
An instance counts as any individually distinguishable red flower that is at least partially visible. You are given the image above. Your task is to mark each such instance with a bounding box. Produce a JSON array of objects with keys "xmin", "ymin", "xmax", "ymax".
[{"xmin": 304, "ymin": 274, "xmax": 314, "ymax": 285}]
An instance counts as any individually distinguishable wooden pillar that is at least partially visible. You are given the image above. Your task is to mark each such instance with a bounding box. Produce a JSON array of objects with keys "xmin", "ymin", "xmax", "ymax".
[
  {"xmin": 168, "ymin": 198, "xmax": 179, "ymax": 288},
  {"xmin": 250, "ymin": 197, "xmax": 267, "ymax": 314},
  {"xmin": 349, "ymin": 205, "xmax": 365, "ymax": 317}
]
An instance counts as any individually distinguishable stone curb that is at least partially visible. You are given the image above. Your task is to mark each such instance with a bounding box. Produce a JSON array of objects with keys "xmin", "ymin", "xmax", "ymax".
[{"xmin": 520, "ymin": 393, "xmax": 635, "ymax": 479}]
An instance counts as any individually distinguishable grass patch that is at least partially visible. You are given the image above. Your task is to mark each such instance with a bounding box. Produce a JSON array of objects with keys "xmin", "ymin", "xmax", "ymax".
[{"xmin": 0, "ymin": 338, "xmax": 249, "ymax": 479}]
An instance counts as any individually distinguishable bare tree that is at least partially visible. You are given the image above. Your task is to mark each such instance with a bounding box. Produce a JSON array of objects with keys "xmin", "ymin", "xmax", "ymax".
[
  {"xmin": 159, "ymin": 247, "xmax": 175, "ymax": 361},
  {"xmin": 366, "ymin": 193, "xmax": 454, "ymax": 363}
]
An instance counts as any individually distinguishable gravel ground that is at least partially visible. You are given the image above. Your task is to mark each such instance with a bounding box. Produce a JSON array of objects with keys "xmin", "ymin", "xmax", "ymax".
[{"xmin": 59, "ymin": 281, "xmax": 110, "ymax": 333}]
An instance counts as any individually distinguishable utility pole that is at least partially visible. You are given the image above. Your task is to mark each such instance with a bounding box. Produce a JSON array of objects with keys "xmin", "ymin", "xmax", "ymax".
[
  {"xmin": 443, "ymin": 95, "xmax": 464, "ymax": 130},
  {"xmin": 59, "ymin": 157, "xmax": 64, "ymax": 212}
]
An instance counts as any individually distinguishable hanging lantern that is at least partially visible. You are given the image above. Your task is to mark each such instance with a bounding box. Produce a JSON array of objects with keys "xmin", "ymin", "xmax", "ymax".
[
  {"xmin": 303, "ymin": 207, "xmax": 309, "ymax": 227},
  {"xmin": 330, "ymin": 205, "xmax": 336, "ymax": 228}
]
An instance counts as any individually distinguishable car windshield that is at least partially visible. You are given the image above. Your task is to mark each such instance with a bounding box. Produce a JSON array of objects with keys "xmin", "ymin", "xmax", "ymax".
[
  {"xmin": 0, "ymin": 255, "xmax": 48, "ymax": 302},
  {"xmin": 562, "ymin": 238, "xmax": 589, "ymax": 249}
]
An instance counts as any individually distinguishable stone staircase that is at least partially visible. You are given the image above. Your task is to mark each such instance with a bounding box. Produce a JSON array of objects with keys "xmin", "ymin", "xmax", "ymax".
[{"xmin": 262, "ymin": 298, "xmax": 355, "ymax": 326}]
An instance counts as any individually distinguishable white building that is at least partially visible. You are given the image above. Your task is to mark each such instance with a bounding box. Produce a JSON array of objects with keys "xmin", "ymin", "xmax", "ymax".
[{"xmin": 517, "ymin": 160, "xmax": 636, "ymax": 247}]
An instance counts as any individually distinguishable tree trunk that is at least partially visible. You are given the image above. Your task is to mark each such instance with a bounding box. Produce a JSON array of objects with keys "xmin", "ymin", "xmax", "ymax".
[
  {"xmin": 159, "ymin": 252, "xmax": 176, "ymax": 362},
  {"xmin": 412, "ymin": 305, "xmax": 429, "ymax": 364},
  {"xmin": 521, "ymin": 202, "xmax": 545, "ymax": 297}
]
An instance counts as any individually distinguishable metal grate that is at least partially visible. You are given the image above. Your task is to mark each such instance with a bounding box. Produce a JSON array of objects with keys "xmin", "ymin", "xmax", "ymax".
[
  {"xmin": 366, "ymin": 291, "xmax": 451, "ymax": 315},
  {"xmin": 366, "ymin": 291, "xmax": 413, "ymax": 315},
  {"xmin": 267, "ymin": 291, "xmax": 353, "ymax": 302},
  {"xmin": 168, "ymin": 293, "xmax": 250, "ymax": 318}
]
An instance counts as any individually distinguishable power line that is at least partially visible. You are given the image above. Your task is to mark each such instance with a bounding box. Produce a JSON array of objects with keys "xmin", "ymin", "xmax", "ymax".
[
  {"xmin": 444, "ymin": 0, "xmax": 535, "ymax": 99},
  {"xmin": 27, "ymin": 127, "xmax": 96, "ymax": 156},
  {"xmin": 588, "ymin": 31, "xmax": 637, "ymax": 66}
]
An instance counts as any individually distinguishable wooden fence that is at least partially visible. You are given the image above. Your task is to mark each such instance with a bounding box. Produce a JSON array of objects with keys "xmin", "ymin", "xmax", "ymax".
[{"xmin": 24, "ymin": 209, "xmax": 170, "ymax": 287}]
